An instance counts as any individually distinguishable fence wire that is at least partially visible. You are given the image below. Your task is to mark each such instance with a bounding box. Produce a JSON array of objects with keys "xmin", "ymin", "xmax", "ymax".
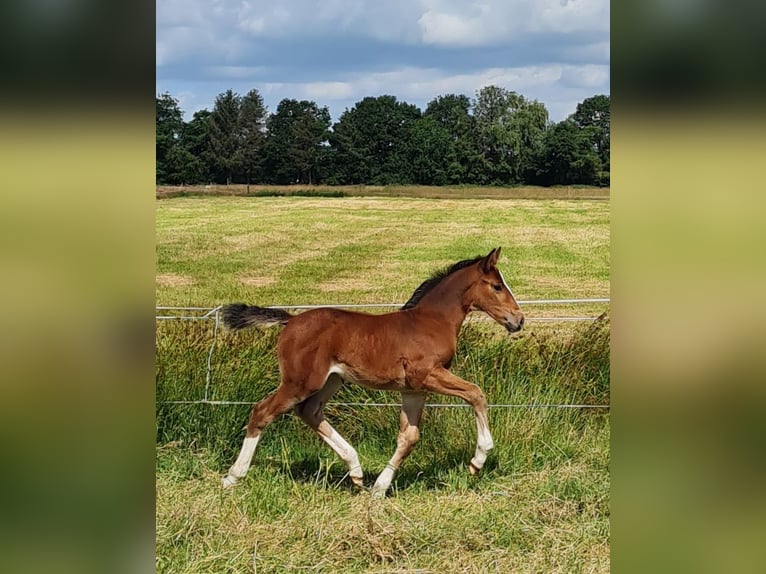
[{"xmin": 156, "ymin": 298, "xmax": 610, "ymax": 410}]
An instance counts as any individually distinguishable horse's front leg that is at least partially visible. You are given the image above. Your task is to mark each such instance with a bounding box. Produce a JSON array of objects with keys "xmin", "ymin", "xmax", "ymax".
[{"xmin": 421, "ymin": 367, "xmax": 494, "ymax": 475}]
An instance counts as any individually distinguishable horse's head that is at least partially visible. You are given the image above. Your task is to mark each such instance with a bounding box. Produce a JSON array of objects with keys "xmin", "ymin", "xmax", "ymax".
[{"xmin": 467, "ymin": 247, "xmax": 525, "ymax": 333}]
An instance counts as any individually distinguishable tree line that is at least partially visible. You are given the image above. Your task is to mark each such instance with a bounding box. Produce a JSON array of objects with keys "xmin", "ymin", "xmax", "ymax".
[{"xmin": 157, "ymin": 86, "xmax": 609, "ymax": 188}]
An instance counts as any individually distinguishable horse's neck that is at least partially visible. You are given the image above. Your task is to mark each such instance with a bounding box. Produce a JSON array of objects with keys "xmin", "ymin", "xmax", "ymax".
[{"xmin": 414, "ymin": 271, "xmax": 472, "ymax": 331}]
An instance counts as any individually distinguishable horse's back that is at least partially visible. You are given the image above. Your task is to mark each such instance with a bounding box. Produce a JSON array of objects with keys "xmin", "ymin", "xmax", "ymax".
[
  {"xmin": 276, "ymin": 306, "xmax": 452, "ymax": 391},
  {"xmin": 278, "ymin": 306, "xmax": 405, "ymax": 351}
]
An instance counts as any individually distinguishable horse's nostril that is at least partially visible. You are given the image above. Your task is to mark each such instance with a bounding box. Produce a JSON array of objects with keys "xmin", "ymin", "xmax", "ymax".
[{"xmin": 519, "ymin": 316, "xmax": 525, "ymax": 327}]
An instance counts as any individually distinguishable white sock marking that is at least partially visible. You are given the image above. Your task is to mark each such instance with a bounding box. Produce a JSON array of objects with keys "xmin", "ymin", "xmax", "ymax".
[
  {"xmin": 372, "ymin": 464, "xmax": 396, "ymax": 498},
  {"xmin": 320, "ymin": 427, "xmax": 362, "ymax": 478},
  {"xmin": 471, "ymin": 418, "xmax": 494, "ymax": 470},
  {"xmin": 229, "ymin": 435, "xmax": 260, "ymax": 478}
]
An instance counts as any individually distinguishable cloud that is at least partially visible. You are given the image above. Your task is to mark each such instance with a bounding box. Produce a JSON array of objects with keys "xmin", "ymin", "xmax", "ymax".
[
  {"xmin": 418, "ymin": 0, "xmax": 609, "ymax": 46},
  {"xmin": 559, "ymin": 64, "xmax": 610, "ymax": 89},
  {"xmin": 563, "ymin": 41, "xmax": 610, "ymax": 64},
  {"xmin": 233, "ymin": 0, "xmax": 422, "ymax": 42},
  {"xmin": 206, "ymin": 66, "xmax": 272, "ymax": 80},
  {"xmin": 261, "ymin": 81, "xmax": 356, "ymax": 101},
  {"xmin": 156, "ymin": 0, "xmax": 609, "ymax": 122},
  {"xmin": 179, "ymin": 63, "xmax": 608, "ymax": 121}
]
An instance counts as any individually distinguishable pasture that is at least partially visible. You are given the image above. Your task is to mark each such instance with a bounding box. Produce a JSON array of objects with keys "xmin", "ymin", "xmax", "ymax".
[{"xmin": 156, "ymin": 196, "xmax": 610, "ymax": 573}]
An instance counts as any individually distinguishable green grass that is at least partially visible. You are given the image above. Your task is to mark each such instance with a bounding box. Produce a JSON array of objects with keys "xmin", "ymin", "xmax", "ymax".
[
  {"xmin": 156, "ymin": 195, "xmax": 610, "ymax": 573},
  {"xmin": 156, "ymin": 196, "xmax": 609, "ymax": 316}
]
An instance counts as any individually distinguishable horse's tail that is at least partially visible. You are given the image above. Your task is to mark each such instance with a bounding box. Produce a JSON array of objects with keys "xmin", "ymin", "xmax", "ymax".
[{"xmin": 221, "ymin": 303, "xmax": 294, "ymax": 330}]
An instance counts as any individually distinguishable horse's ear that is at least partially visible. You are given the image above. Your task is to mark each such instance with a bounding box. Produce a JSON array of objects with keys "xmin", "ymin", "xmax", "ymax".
[{"xmin": 481, "ymin": 247, "xmax": 501, "ymax": 273}]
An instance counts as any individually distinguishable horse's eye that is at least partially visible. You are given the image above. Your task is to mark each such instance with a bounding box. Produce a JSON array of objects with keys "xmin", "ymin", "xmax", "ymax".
[{"xmin": 493, "ymin": 284, "xmax": 502, "ymax": 292}]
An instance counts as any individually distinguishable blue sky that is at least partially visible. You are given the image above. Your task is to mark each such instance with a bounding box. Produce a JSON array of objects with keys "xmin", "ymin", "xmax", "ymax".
[{"xmin": 156, "ymin": 0, "xmax": 609, "ymax": 123}]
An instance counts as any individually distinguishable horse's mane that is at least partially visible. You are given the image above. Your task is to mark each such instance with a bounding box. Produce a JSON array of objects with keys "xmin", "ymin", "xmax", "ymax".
[{"xmin": 402, "ymin": 256, "xmax": 483, "ymax": 310}]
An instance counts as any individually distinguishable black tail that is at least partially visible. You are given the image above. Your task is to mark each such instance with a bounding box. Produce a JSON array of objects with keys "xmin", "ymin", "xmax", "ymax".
[{"xmin": 221, "ymin": 303, "xmax": 294, "ymax": 330}]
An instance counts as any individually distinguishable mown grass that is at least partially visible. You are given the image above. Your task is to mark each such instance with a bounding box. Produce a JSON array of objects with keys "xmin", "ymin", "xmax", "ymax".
[
  {"xmin": 156, "ymin": 195, "xmax": 610, "ymax": 573},
  {"xmin": 156, "ymin": 196, "xmax": 609, "ymax": 317}
]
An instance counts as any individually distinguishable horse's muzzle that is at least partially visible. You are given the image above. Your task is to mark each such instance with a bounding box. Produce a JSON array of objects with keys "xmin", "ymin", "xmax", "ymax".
[{"xmin": 504, "ymin": 315, "xmax": 524, "ymax": 333}]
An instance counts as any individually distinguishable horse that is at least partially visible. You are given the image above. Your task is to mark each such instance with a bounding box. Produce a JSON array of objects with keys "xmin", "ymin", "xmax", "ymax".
[{"xmin": 220, "ymin": 247, "xmax": 525, "ymax": 498}]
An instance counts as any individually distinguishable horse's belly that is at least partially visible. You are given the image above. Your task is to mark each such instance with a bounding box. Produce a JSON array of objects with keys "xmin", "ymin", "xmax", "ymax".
[{"xmin": 328, "ymin": 362, "xmax": 407, "ymax": 391}]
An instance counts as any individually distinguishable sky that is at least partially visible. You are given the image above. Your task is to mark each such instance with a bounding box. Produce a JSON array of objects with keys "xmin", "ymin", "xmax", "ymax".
[{"xmin": 156, "ymin": 0, "xmax": 609, "ymax": 123}]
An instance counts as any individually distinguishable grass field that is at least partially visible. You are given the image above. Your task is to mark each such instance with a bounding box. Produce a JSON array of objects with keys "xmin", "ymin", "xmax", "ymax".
[{"xmin": 156, "ymin": 195, "xmax": 610, "ymax": 573}]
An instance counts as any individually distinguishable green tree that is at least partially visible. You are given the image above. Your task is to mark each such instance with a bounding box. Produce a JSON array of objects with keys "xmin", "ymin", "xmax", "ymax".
[
  {"xmin": 570, "ymin": 94, "xmax": 610, "ymax": 172},
  {"xmin": 472, "ymin": 86, "xmax": 549, "ymax": 184},
  {"xmin": 264, "ymin": 99, "xmax": 331, "ymax": 184},
  {"xmin": 329, "ymin": 95, "xmax": 421, "ymax": 184},
  {"xmin": 182, "ymin": 109, "xmax": 214, "ymax": 183},
  {"xmin": 537, "ymin": 120, "xmax": 601, "ymax": 186},
  {"xmin": 208, "ymin": 89, "xmax": 241, "ymax": 185},
  {"xmin": 164, "ymin": 144, "xmax": 205, "ymax": 185},
  {"xmin": 406, "ymin": 116, "xmax": 453, "ymax": 185},
  {"xmin": 236, "ymin": 89, "xmax": 268, "ymax": 191},
  {"xmin": 424, "ymin": 94, "xmax": 482, "ymax": 184},
  {"xmin": 156, "ymin": 92, "xmax": 184, "ymax": 184}
]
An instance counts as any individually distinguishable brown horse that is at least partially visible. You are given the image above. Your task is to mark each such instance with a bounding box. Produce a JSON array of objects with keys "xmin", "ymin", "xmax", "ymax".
[{"xmin": 220, "ymin": 247, "xmax": 524, "ymax": 498}]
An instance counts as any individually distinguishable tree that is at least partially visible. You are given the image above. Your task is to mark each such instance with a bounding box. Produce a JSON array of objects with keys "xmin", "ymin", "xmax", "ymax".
[
  {"xmin": 156, "ymin": 92, "xmax": 184, "ymax": 184},
  {"xmin": 236, "ymin": 89, "xmax": 268, "ymax": 191},
  {"xmin": 264, "ymin": 99, "xmax": 331, "ymax": 185},
  {"xmin": 472, "ymin": 86, "xmax": 549, "ymax": 184},
  {"xmin": 570, "ymin": 94, "xmax": 610, "ymax": 172},
  {"xmin": 164, "ymin": 144, "xmax": 205, "ymax": 185},
  {"xmin": 406, "ymin": 116, "xmax": 453, "ymax": 185},
  {"xmin": 208, "ymin": 89, "xmax": 241, "ymax": 185},
  {"xmin": 329, "ymin": 95, "xmax": 421, "ymax": 184},
  {"xmin": 182, "ymin": 109, "xmax": 214, "ymax": 183},
  {"xmin": 424, "ymin": 94, "xmax": 482, "ymax": 184},
  {"xmin": 513, "ymin": 99, "xmax": 550, "ymax": 183},
  {"xmin": 289, "ymin": 101, "xmax": 331, "ymax": 185},
  {"xmin": 537, "ymin": 120, "xmax": 601, "ymax": 186}
]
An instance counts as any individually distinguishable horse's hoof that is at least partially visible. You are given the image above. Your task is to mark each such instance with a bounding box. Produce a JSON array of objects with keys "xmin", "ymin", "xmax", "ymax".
[
  {"xmin": 370, "ymin": 486, "xmax": 387, "ymax": 500},
  {"xmin": 468, "ymin": 462, "xmax": 480, "ymax": 476},
  {"xmin": 351, "ymin": 475, "xmax": 365, "ymax": 488},
  {"xmin": 221, "ymin": 475, "xmax": 238, "ymax": 489}
]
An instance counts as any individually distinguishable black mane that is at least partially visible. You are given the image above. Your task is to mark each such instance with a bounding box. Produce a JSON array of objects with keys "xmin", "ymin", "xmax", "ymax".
[{"xmin": 402, "ymin": 256, "xmax": 483, "ymax": 309}]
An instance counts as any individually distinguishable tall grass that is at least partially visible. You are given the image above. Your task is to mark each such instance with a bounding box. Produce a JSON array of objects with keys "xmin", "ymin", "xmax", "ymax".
[
  {"xmin": 156, "ymin": 317, "xmax": 609, "ymax": 573},
  {"xmin": 156, "ymin": 319, "xmax": 609, "ymax": 465},
  {"xmin": 157, "ymin": 317, "xmax": 608, "ymax": 464}
]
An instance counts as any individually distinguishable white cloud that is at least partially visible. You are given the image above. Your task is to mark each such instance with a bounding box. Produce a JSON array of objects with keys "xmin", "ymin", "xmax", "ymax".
[
  {"xmin": 559, "ymin": 64, "xmax": 610, "ymax": 89},
  {"xmin": 418, "ymin": 0, "xmax": 609, "ymax": 46},
  {"xmin": 262, "ymin": 81, "xmax": 356, "ymax": 101},
  {"xmin": 156, "ymin": 1, "xmax": 609, "ymax": 122},
  {"xmin": 418, "ymin": 10, "xmax": 484, "ymax": 46},
  {"xmin": 156, "ymin": 26, "xmax": 205, "ymax": 67},
  {"xmin": 233, "ymin": 0, "xmax": 421, "ymax": 42},
  {"xmin": 531, "ymin": 0, "xmax": 610, "ymax": 34},
  {"xmin": 158, "ymin": 1, "xmax": 609, "ymax": 52},
  {"xmin": 340, "ymin": 65, "xmax": 604, "ymax": 103},
  {"xmin": 301, "ymin": 82, "xmax": 356, "ymax": 100},
  {"xmin": 248, "ymin": 63, "xmax": 609, "ymax": 120},
  {"xmin": 237, "ymin": 3, "xmax": 292, "ymax": 35}
]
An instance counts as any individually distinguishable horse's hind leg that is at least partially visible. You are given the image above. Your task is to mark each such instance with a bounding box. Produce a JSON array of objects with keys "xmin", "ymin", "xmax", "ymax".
[
  {"xmin": 294, "ymin": 376, "xmax": 364, "ymax": 487},
  {"xmin": 371, "ymin": 393, "xmax": 426, "ymax": 499},
  {"xmin": 222, "ymin": 383, "xmax": 305, "ymax": 488}
]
